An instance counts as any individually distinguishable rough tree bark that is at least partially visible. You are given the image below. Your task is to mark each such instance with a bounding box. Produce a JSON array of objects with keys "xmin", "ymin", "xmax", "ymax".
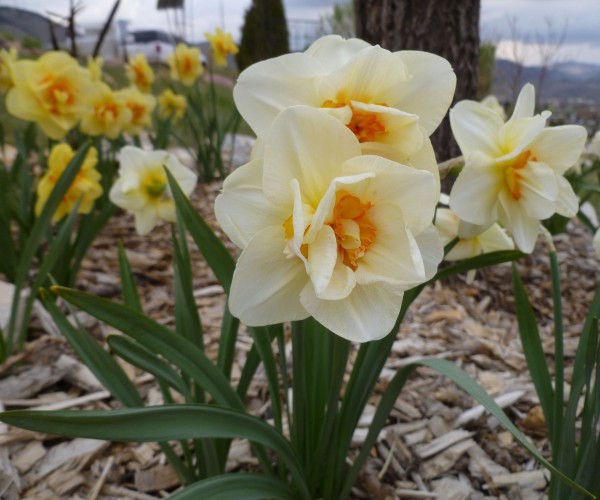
[{"xmin": 354, "ymin": 0, "xmax": 480, "ymax": 162}]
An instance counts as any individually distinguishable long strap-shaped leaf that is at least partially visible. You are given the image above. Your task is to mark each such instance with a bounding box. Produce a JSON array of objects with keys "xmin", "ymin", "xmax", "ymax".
[
  {"xmin": 338, "ymin": 358, "xmax": 595, "ymax": 500},
  {"xmin": 169, "ymin": 473, "xmax": 298, "ymax": 500},
  {"xmin": 0, "ymin": 404, "xmax": 310, "ymax": 500}
]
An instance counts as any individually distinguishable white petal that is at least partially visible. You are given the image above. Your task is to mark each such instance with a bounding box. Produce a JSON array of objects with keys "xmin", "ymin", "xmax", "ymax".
[
  {"xmin": 164, "ymin": 156, "xmax": 197, "ymax": 195},
  {"xmin": 498, "ymin": 191, "xmax": 540, "ymax": 253},
  {"xmin": 119, "ymin": 146, "xmax": 146, "ymax": 173},
  {"xmin": 233, "ymin": 53, "xmax": 325, "ymax": 137},
  {"xmin": 509, "ymin": 83, "xmax": 535, "ymax": 120},
  {"xmin": 315, "ymin": 254, "xmax": 356, "ymax": 301},
  {"xmin": 499, "ymin": 114, "xmax": 549, "ymax": 154},
  {"xmin": 392, "ymin": 50, "xmax": 456, "ymax": 135},
  {"xmin": 450, "ymin": 100, "xmax": 504, "ymax": 158},
  {"xmin": 434, "ymin": 208, "xmax": 459, "ymax": 245},
  {"xmin": 529, "ymin": 125, "xmax": 587, "ymax": 175},
  {"xmin": 134, "ymin": 207, "xmax": 159, "ymax": 236},
  {"xmin": 229, "ymin": 226, "xmax": 309, "ymax": 325},
  {"xmin": 215, "ymin": 159, "xmax": 288, "ymax": 249},
  {"xmin": 262, "ymin": 106, "xmax": 362, "ymax": 208},
  {"xmin": 555, "ymin": 175, "xmax": 579, "ymax": 218},
  {"xmin": 109, "ymin": 180, "xmax": 145, "ymax": 211},
  {"xmin": 405, "ymin": 136, "xmax": 440, "ymax": 187},
  {"xmin": 445, "ymin": 239, "xmax": 480, "ymax": 261},
  {"xmin": 305, "ymin": 35, "xmax": 371, "ymax": 71},
  {"xmin": 355, "ymin": 203, "xmax": 426, "ymax": 287},
  {"xmin": 308, "ymin": 225, "xmax": 338, "ymax": 296},
  {"xmin": 413, "ymin": 224, "xmax": 443, "ymax": 280},
  {"xmin": 517, "ymin": 161, "xmax": 559, "ymax": 220},
  {"xmin": 457, "ymin": 219, "xmax": 493, "ymax": 239},
  {"xmin": 343, "ymin": 155, "xmax": 438, "ymax": 234},
  {"xmin": 449, "ymin": 151, "xmax": 502, "ymax": 226},
  {"xmin": 478, "ymin": 224, "xmax": 515, "ymax": 252},
  {"xmin": 300, "ymin": 281, "xmax": 404, "ymax": 342}
]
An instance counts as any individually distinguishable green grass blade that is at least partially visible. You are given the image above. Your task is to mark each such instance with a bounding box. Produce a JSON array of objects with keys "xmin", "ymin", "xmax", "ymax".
[
  {"xmin": 166, "ymin": 168, "xmax": 235, "ymax": 293},
  {"xmin": 117, "ymin": 241, "xmax": 142, "ymax": 312},
  {"xmin": 0, "ymin": 405, "xmax": 310, "ymax": 499},
  {"xmin": 434, "ymin": 250, "xmax": 525, "ymax": 282},
  {"xmin": 107, "ymin": 335, "xmax": 192, "ymax": 401},
  {"xmin": 169, "ymin": 473, "xmax": 297, "ymax": 500},
  {"xmin": 0, "ymin": 167, "xmax": 17, "ymax": 281},
  {"xmin": 511, "ymin": 263, "xmax": 554, "ymax": 434},
  {"xmin": 217, "ymin": 302, "xmax": 239, "ymax": 379},
  {"xmin": 51, "ymin": 286, "xmax": 243, "ymax": 410}
]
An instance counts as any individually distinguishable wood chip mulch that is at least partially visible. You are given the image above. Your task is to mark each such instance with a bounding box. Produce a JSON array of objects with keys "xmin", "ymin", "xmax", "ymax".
[{"xmin": 1, "ymin": 160, "xmax": 598, "ymax": 499}]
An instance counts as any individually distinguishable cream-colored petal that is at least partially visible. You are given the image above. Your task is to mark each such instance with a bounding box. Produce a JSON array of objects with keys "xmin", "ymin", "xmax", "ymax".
[
  {"xmin": 156, "ymin": 200, "xmax": 176, "ymax": 222},
  {"xmin": 555, "ymin": 175, "xmax": 579, "ymax": 218},
  {"xmin": 164, "ymin": 156, "xmax": 197, "ymax": 195},
  {"xmin": 445, "ymin": 239, "xmax": 480, "ymax": 261},
  {"xmin": 509, "ymin": 83, "xmax": 535, "ymax": 120},
  {"xmin": 317, "ymin": 255, "xmax": 357, "ymax": 300},
  {"xmin": 355, "ymin": 203, "xmax": 426, "ymax": 287},
  {"xmin": 457, "ymin": 219, "xmax": 493, "ymax": 239},
  {"xmin": 405, "ymin": 136, "xmax": 440, "ymax": 187},
  {"xmin": 413, "ymin": 224, "xmax": 443, "ymax": 280},
  {"xmin": 343, "ymin": 155, "xmax": 437, "ymax": 234},
  {"xmin": 134, "ymin": 206, "xmax": 159, "ymax": 236},
  {"xmin": 229, "ymin": 226, "xmax": 309, "ymax": 325},
  {"xmin": 215, "ymin": 159, "xmax": 287, "ymax": 249},
  {"xmin": 478, "ymin": 224, "xmax": 514, "ymax": 252},
  {"xmin": 498, "ymin": 191, "xmax": 540, "ymax": 253},
  {"xmin": 434, "ymin": 208, "xmax": 459, "ymax": 245},
  {"xmin": 392, "ymin": 50, "xmax": 456, "ymax": 136},
  {"xmin": 305, "ymin": 35, "xmax": 371, "ymax": 71},
  {"xmin": 300, "ymin": 281, "xmax": 404, "ymax": 342},
  {"xmin": 119, "ymin": 146, "xmax": 147, "ymax": 174},
  {"xmin": 449, "ymin": 151, "xmax": 501, "ymax": 226},
  {"xmin": 109, "ymin": 180, "xmax": 146, "ymax": 211},
  {"xmin": 529, "ymin": 125, "xmax": 587, "ymax": 175},
  {"xmin": 498, "ymin": 113, "xmax": 550, "ymax": 155},
  {"xmin": 233, "ymin": 53, "xmax": 325, "ymax": 137},
  {"xmin": 450, "ymin": 100, "xmax": 504, "ymax": 158},
  {"xmin": 262, "ymin": 106, "xmax": 362, "ymax": 208},
  {"xmin": 517, "ymin": 161, "xmax": 559, "ymax": 220},
  {"xmin": 307, "ymin": 225, "xmax": 338, "ymax": 296}
]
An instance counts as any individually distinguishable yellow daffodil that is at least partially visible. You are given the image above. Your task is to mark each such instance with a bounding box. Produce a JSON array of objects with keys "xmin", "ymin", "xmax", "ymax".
[
  {"xmin": 157, "ymin": 88, "xmax": 187, "ymax": 122},
  {"xmin": 35, "ymin": 144, "xmax": 102, "ymax": 222},
  {"xmin": 233, "ymin": 35, "xmax": 456, "ymax": 184},
  {"xmin": 204, "ymin": 27, "xmax": 239, "ymax": 67},
  {"xmin": 125, "ymin": 53, "xmax": 154, "ymax": 93},
  {"xmin": 80, "ymin": 82, "xmax": 132, "ymax": 139},
  {"xmin": 6, "ymin": 51, "xmax": 93, "ymax": 140},
  {"xmin": 449, "ymin": 83, "xmax": 586, "ymax": 253},
  {"xmin": 0, "ymin": 47, "xmax": 17, "ymax": 92},
  {"xmin": 87, "ymin": 56, "xmax": 104, "ymax": 83},
  {"xmin": 167, "ymin": 43, "xmax": 204, "ymax": 86},
  {"xmin": 215, "ymin": 106, "xmax": 442, "ymax": 342},
  {"xmin": 115, "ymin": 86, "xmax": 156, "ymax": 135},
  {"xmin": 109, "ymin": 146, "xmax": 197, "ymax": 235}
]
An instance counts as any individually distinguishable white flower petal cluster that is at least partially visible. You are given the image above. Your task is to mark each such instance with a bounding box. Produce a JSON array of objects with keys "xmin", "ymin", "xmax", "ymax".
[
  {"xmin": 234, "ymin": 35, "xmax": 456, "ymax": 185},
  {"xmin": 449, "ymin": 83, "xmax": 587, "ymax": 253},
  {"xmin": 110, "ymin": 146, "xmax": 197, "ymax": 236},
  {"xmin": 215, "ymin": 106, "xmax": 442, "ymax": 342}
]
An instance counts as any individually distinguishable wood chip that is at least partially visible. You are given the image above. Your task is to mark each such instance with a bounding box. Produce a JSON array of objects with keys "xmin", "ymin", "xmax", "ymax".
[
  {"xmin": 12, "ymin": 441, "xmax": 46, "ymax": 474},
  {"xmin": 420, "ymin": 439, "xmax": 476, "ymax": 479},
  {"xmin": 414, "ymin": 430, "xmax": 474, "ymax": 459},
  {"xmin": 134, "ymin": 464, "xmax": 179, "ymax": 492},
  {"xmin": 455, "ymin": 390, "xmax": 526, "ymax": 427},
  {"xmin": 488, "ymin": 469, "xmax": 550, "ymax": 490},
  {"xmin": 0, "ymin": 364, "xmax": 68, "ymax": 400}
]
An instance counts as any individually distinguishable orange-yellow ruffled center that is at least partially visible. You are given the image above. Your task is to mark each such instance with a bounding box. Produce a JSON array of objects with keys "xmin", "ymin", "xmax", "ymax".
[
  {"xmin": 40, "ymin": 75, "xmax": 75, "ymax": 115},
  {"xmin": 504, "ymin": 150, "xmax": 535, "ymax": 200},
  {"xmin": 97, "ymin": 100, "xmax": 119, "ymax": 124},
  {"xmin": 132, "ymin": 64, "xmax": 150, "ymax": 89},
  {"xmin": 127, "ymin": 101, "xmax": 147, "ymax": 124},
  {"xmin": 322, "ymin": 100, "xmax": 387, "ymax": 143}
]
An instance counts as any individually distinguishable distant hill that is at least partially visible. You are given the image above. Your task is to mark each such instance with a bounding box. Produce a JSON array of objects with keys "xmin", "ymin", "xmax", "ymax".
[{"xmin": 492, "ymin": 59, "xmax": 600, "ymax": 104}]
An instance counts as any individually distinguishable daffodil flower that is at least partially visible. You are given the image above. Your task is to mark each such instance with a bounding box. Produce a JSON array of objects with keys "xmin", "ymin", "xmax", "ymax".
[
  {"xmin": 167, "ymin": 43, "xmax": 204, "ymax": 86},
  {"xmin": 0, "ymin": 47, "xmax": 17, "ymax": 92},
  {"xmin": 115, "ymin": 87, "xmax": 156, "ymax": 136},
  {"xmin": 35, "ymin": 143, "xmax": 103, "ymax": 223},
  {"xmin": 80, "ymin": 82, "xmax": 132, "ymax": 139},
  {"xmin": 449, "ymin": 83, "xmax": 586, "ymax": 253},
  {"xmin": 125, "ymin": 53, "xmax": 155, "ymax": 93},
  {"xmin": 233, "ymin": 35, "xmax": 456, "ymax": 183},
  {"xmin": 109, "ymin": 146, "xmax": 197, "ymax": 236},
  {"xmin": 157, "ymin": 88, "xmax": 187, "ymax": 122},
  {"xmin": 204, "ymin": 28, "xmax": 239, "ymax": 67},
  {"xmin": 215, "ymin": 106, "xmax": 442, "ymax": 342},
  {"xmin": 6, "ymin": 51, "xmax": 92, "ymax": 139}
]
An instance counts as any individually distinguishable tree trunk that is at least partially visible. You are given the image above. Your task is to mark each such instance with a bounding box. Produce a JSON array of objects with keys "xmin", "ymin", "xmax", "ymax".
[{"xmin": 354, "ymin": 0, "xmax": 480, "ymax": 162}]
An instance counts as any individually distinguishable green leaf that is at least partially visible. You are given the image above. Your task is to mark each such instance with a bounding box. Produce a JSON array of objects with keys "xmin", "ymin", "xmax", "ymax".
[
  {"xmin": 0, "ymin": 405, "xmax": 310, "ymax": 499},
  {"xmin": 0, "ymin": 166, "xmax": 17, "ymax": 281},
  {"xmin": 511, "ymin": 263, "xmax": 554, "ymax": 433},
  {"xmin": 434, "ymin": 250, "xmax": 525, "ymax": 282},
  {"xmin": 169, "ymin": 473, "xmax": 297, "ymax": 500},
  {"xmin": 40, "ymin": 291, "xmax": 143, "ymax": 407},
  {"xmin": 166, "ymin": 168, "xmax": 235, "ymax": 293},
  {"xmin": 217, "ymin": 302, "xmax": 240, "ymax": 379},
  {"xmin": 107, "ymin": 335, "xmax": 192, "ymax": 401},
  {"xmin": 51, "ymin": 286, "xmax": 243, "ymax": 410},
  {"xmin": 117, "ymin": 241, "xmax": 142, "ymax": 312}
]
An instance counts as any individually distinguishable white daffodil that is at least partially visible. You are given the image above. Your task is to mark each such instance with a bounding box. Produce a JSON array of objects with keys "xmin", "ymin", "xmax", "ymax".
[
  {"xmin": 110, "ymin": 146, "xmax": 197, "ymax": 236},
  {"xmin": 215, "ymin": 106, "xmax": 442, "ymax": 342},
  {"xmin": 449, "ymin": 83, "xmax": 586, "ymax": 253},
  {"xmin": 233, "ymin": 35, "xmax": 456, "ymax": 184},
  {"xmin": 435, "ymin": 206, "xmax": 514, "ymax": 261},
  {"xmin": 480, "ymin": 95, "xmax": 506, "ymax": 121}
]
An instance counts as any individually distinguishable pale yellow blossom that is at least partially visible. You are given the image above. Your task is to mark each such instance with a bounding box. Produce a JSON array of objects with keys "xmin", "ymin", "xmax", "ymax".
[
  {"xmin": 125, "ymin": 53, "xmax": 154, "ymax": 93},
  {"xmin": 204, "ymin": 28, "xmax": 239, "ymax": 67},
  {"xmin": 115, "ymin": 86, "xmax": 156, "ymax": 135},
  {"xmin": 80, "ymin": 82, "xmax": 132, "ymax": 139},
  {"xmin": 157, "ymin": 88, "xmax": 187, "ymax": 122},
  {"xmin": 0, "ymin": 47, "xmax": 17, "ymax": 92},
  {"xmin": 167, "ymin": 43, "xmax": 204, "ymax": 86}
]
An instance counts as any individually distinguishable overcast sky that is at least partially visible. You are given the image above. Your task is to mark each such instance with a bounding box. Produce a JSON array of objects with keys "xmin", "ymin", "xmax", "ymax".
[{"xmin": 4, "ymin": 0, "xmax": 600, "ymax": 65}]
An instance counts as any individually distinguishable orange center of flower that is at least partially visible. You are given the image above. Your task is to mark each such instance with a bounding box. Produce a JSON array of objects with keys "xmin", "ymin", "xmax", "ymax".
[
  {"xmin": 40, "ymin": 76, "xmax": 75, "ymax": 115},
  {"xmin": 322, "ymin": 100, "xmax": 387, "ymax": 143},
  {"xmin": 98, "ymin": 101, "xmax": 119, "ymax": 124},
  {"xmin": 504, "ymin": 150, "xmax": 536, "ymax": 200},
  {"xmin": 127, "ymin": 102, "xmax": 146, "ymax": 124}
]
